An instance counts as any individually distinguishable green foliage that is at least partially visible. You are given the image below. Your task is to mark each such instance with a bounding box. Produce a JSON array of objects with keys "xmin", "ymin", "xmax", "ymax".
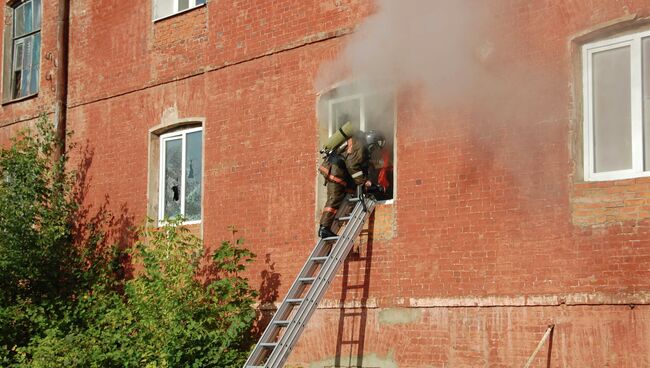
[
  {"xmin": 0, "ymin": 119, "xmax": 259, "ymax": 367},
  {"xmin": 0, "ymin": 117, "xmax": 81, "ymax": 364},
  {"xmin": 0, "ymin": 117, "xmax": 76, "ymax": 304},
  {"xmin": 16, "ymin": 220, "xmax": 258, "ymax": 367}
]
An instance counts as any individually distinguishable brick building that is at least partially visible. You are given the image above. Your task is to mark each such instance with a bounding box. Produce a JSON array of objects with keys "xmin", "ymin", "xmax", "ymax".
[{"xmin": 1, "ymin": 0, "xmax": 650, "ymax": 366}]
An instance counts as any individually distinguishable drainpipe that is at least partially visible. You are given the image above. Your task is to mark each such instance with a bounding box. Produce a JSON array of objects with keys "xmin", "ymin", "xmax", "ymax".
[{"xmin": 54, "ymin": 0, "xmax": 70, "ymax": 158}]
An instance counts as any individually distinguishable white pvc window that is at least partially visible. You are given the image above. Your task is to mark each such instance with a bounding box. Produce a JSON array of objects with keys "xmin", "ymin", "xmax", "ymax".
[
  {"xmin": 583, "ymin": 29, "xmax": 650, "ymax": 181},
  {"xmin": 327, "ymin": 91, "xmax": 396, "ymax": 201},
  {"xmin": 152, "ymin": 0, "xmax": 206, "ymax": 21},
  {"xmin": 159, "ymin": 127, "xmax": 203, "ymax": 223}
]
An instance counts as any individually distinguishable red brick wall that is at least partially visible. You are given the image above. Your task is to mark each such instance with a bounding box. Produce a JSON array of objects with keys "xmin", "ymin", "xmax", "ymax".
[
  {"xmin": 3, "ymin": 1, "xmax": 650, "ymax": 367},
  {"xmin": 289, "ymin": 305, "xmax": 650, "ymax": 367},
  {"xmin": 0, "ymin": 1, "xmax": 63, "ymax": 129},
  {"xmin": 67, "ymin": 0, "xmax": 372, "ymax": 106}
]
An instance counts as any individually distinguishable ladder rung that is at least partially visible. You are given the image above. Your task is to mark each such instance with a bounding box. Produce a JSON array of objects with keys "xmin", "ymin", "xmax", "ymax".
[
  {"xmin": 243, "ymin": 196, "xmax": 376, "ymax": 368},
  {"xmin": 273, "ymin": 320, "xmax": 290, "ymax": 327},
  {"xmin": 259, "ymin": 342, "xmax": 278, "ymax": 349}
]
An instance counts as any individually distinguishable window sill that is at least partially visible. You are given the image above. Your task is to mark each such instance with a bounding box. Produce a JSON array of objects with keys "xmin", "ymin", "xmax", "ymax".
[
  {"xmin": 152, "ymin": 3, "xmax": 206, "ymax": 23},
  {"xmin": 376, "ymin": 199, "xmax": 394, "ymax": 205},
  {"xmin": 2, "ymin": 92, "xmax": 38, "ymax": 106},
  {"xmin": 158, "ymin": 219, "xmax": 202, "ymax": 226},
  {"xmin": 584, "ymin": 170, "xmax": 650, "ymax": 182}
]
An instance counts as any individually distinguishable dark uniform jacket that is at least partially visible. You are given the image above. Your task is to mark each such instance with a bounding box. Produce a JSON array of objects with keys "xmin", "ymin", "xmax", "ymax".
[{"xmin": 319, "ymin": 135, "xmax": 369, "ymax": 188}]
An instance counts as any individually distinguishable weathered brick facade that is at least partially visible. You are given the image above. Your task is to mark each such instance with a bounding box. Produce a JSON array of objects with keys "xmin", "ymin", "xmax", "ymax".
[{"xmin": 1, "ymin": 0, "xmax": 650, "ymax": 366}]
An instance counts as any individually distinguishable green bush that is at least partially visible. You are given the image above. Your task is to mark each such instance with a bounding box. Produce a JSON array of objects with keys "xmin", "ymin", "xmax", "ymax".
[
  {"xmin": 19, "ymin": 221, "xmax": 258, "ymax": 368},
  {"xmin": 0, "ymin": 117, "xmax": 81, "ymax": 364},
  {"xmin": 0, "ymin": 119, "xmax": 259, "ymax": 367}
]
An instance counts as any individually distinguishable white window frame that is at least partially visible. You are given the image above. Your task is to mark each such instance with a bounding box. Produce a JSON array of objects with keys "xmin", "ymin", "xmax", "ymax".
[
  {"xmin": 158, "ymin": 127, "xmax": 203, "ymax": 224},
  {"xmin": 327, "ymin": 91, "xmax": 397, "ymax": 204},
  {"xmin": 328, "ymin": 94, "xmax": 366, "ymax": 136},
  {"xmin": 152, "ymin": 0, "xmax": 206, "ymax": 22},
  {"xmin": 583, "ymin": 29, "xmax": 650, "ymax": 181}
]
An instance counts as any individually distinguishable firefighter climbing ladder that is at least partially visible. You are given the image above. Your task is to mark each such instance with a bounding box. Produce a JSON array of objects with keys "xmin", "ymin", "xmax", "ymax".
[{"xmin": 243, "ymin": 192, "xmax": 376, "ymax": 368}]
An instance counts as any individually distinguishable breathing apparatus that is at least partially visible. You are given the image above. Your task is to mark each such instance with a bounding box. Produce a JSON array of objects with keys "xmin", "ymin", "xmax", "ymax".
[{"xmin": 320, "ymin": 121, "xmax": 355, "ymax": 159}]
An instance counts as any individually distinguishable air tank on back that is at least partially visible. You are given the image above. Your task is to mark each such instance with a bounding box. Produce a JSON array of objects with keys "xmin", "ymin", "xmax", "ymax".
[{"xmin": 320, "ymin": 121, "xmax": 355, "ymax": 155}]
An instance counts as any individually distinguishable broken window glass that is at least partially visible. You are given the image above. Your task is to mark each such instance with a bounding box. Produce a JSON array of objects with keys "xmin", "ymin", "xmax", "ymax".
[
  {"xmin": 184, "ymin": 131, "xmax": 202, "ymax": 221},
  {"xmin": 164, "ymin": 138, "xmax": 182, "ymax": 219},
  {"xmin": 592, "ymin": 46, "xmax": 632, "ymax": 173},
  {"xmin": 159, "ymin": 128, "xmax": 202, "ymax": 223}
]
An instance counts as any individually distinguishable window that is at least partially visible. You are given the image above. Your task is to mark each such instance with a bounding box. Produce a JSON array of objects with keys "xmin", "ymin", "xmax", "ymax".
[
  {"xmin": 319, "ymin": 84, "xmax": 396, "ymax": 201},
  {"xmin": 3, "ymin": 0, "xmax": 41, "ymax": 101},
  {"xmin": 152, "ymin": 0, "xmax": 206, "ymax": 21},
  {"xmin": 583, "ymin": 29, "xmax": 650, "ymax": 181},
  {"xmin": 159, "ymin": 127, "xmax": 203, "ymax": 223}
]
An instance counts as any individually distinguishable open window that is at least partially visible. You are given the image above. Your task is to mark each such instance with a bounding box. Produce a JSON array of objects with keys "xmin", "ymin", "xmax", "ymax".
[
  {"xmin": 152, "ymin": 0, "xmax": 206, "ymax": 21},
  {"xmin": 582, "ymin": 29, "xmax": 650, "ymax": 181},
  {"xmin": 3, "ymin": 0, "xmax": 41, "ymax": 102},
  {"xmin": 158, "ymin": 127, "xmax": 203, "ymax": 224},
  {"xmin": 318, "ymin": 82, "xmax": 396, "ymax": 202}
]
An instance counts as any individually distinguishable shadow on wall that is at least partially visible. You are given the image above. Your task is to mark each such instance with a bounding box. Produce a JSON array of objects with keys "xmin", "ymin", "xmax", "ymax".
[
  {"xmin": 252, "ymin": 254, "xmax": 282, "ymax": 338},
  {"xmin": 335, "ymin": 212, "xmax": 375, "ymax": 368},
  {"xmin": 70, "ymin": 141, "xmax": 137, "ymax": 281}
]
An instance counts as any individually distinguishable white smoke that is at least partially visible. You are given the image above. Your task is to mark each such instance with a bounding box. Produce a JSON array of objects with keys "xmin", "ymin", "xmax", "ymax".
[
  {"xmin": 316, "ymin": 0, "xmax": 493, "ymax": 104},
  {"xmin": 316, "ymin": 0, "xmax": 566, "ymax": 199}
]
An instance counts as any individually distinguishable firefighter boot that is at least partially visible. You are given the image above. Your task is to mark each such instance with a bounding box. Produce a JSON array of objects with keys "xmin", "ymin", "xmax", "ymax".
[{"xmin": 319, "ymin": 225, "xmax": 337, "ymax": 238}]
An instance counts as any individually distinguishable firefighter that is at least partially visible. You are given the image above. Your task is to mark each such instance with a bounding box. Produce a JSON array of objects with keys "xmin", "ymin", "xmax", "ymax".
[{"xmin": 318, "ymin": 129, "xmax": 386, "ymax": 238}]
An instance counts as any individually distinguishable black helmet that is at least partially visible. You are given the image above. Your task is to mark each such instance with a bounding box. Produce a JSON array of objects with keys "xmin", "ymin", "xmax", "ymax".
[{"xmin": 364, "ymin": 130, "xmax": 386, "ymax": 151}]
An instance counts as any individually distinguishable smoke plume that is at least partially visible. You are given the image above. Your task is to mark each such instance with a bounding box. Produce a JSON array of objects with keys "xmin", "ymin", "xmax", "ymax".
[
  {"xmin": 316, "ymin": 0, "xmax": 567, "ymax": 201},
  {"xmin": 316, "ymin": 0, "xmax": 493, "ymax": 103}
]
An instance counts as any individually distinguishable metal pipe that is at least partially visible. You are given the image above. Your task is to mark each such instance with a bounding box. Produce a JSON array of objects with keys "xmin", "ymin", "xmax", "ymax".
[{"xmin": 54, "ymin": 0, "xmax": 70, "ymax": 158}]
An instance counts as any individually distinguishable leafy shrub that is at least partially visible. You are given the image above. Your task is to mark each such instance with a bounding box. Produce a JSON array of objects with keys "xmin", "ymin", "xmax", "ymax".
[
  {"xmin": 0, "ymin": 119, "xmax": 259, "ymax": 367},
  {"xmin": 17, "ymin": 221, "xmax": 258, "ymax": 368},
  {"xmin": 0, "ymin": 117, "xmax": 81, "ymax": 364}
]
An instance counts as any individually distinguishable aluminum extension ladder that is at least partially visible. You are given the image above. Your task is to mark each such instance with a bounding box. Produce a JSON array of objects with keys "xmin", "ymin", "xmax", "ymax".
[{"xmin": 243, "ymin": 191, "xmax": 376, "ymax": 368}]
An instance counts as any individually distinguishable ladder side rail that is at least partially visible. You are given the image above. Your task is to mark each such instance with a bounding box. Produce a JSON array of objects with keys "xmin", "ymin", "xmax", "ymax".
[
  {"xmin": 267, "ymin": 198, "xmax": 375, "ymax": 368},
  {"xmin": 264, "ymin": 200, "xmax": 366, "ymax": 367},
  {"xmin": 244, "ymin": 237, "xmax": 332, "ymax": 367},
  {"xmin": 270, "ymin": 198, "xmax": 375, "ymax": 368}
]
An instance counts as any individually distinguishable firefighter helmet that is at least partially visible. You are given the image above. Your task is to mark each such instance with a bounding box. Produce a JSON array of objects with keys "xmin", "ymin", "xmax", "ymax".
[{"xmin": 364, "ymin": 130, "xmax": 386, "ymax": 151}]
